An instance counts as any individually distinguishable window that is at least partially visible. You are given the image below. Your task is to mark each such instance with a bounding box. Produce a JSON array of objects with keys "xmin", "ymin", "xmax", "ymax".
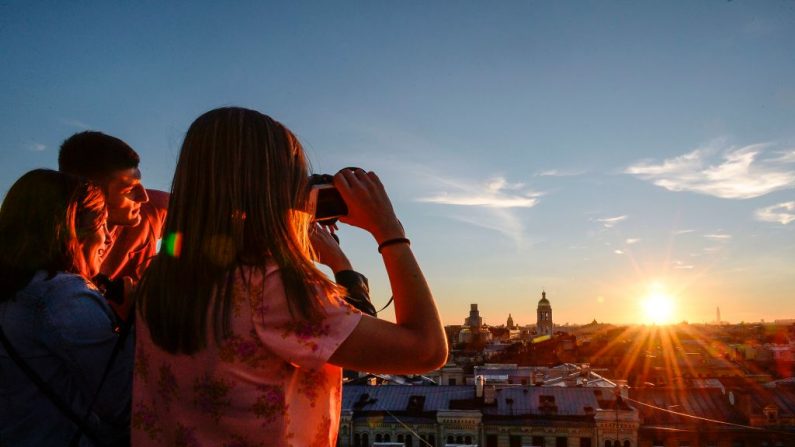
[
  {"xmin": 448, "ymin": 378, "xmax": 457, "ymax": 385},
  {"xmin": 532, "ymin": 436, "xmax": 545, "ymax": 447},
  {"xmin": 353, "ymin": 433, "xmax": 361, "ymax": 447},
  {"xmin": 456, "ymin": 435, "xmax": 464, "ymax": 444},
  {"xmin": 407, "ymin": 395, "xmax": 426, "ymax": 413},
  {"xmin": 385, "ymin": 434, "xmax": 391, "ymax": 442},
  {"xmin": 510, "ymin": 435, "xmax": 523, "ymax": 447},
  {"xmin": 406, "ymin": 435, "xmax": 413, "ymax": 447},
  {"xmin": 624, "ymin": 441, "xmax": 631, "ymax": 447},
  {"xmin": 447, "ymin": 435, "xmax": 454, "ymax": 444},
  {"xmin": 465, "ymin": 436, "xmax": 472, "ymax": 444},
  {"xmin": 362, "ymin": 433, "xmax": 369, "ymax": 446},
  {"xmin": 376, "ymin": 434, "xmax": 382, "ymax": 443},
  {"xmin": 580, "ymin": 438, "xmax": 592, "ymax": 447},
  {"xmin": 398, "ymin": 434, "xmax": 404, "ymax": 442},
  {"xmin": 487, "ymin": 434, "xmax": 498, "ymax": 447}
]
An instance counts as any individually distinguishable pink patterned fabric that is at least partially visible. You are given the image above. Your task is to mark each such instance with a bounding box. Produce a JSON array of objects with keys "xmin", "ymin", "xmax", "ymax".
[{"xmin": 132, "ymin": 263, "xmax": 362, "ymax": 446}]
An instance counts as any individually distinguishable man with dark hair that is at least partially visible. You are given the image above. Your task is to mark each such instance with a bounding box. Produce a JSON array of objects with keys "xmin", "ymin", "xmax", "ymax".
[{"xmin": 59, "ymin": 131, "xmax": 168, "ymax": 285}]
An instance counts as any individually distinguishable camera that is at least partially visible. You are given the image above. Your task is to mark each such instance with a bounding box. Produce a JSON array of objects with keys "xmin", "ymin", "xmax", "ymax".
[{"xmin": 308, "ymin": 173, "xmax": 348, "ymax": 223}]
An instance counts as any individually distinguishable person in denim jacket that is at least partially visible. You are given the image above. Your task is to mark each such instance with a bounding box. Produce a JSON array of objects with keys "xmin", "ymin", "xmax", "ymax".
[{"xmin": 0, "ymin": 170, "xmax": 133, "ymax": 446}]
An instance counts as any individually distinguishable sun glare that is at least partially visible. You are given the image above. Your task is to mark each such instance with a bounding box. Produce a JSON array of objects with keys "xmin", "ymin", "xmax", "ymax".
[{"xmin": 641, "ymin": 288, "xmax": 676, "ymax": 325}]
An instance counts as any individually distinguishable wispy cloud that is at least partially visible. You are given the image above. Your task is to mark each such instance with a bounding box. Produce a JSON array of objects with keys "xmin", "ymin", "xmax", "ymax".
[
  {"xmin": 673, "ymin": 260, "xmax": 695, "ymax": 270},
  {"xmin": 704, "ymin": 233, "xmax": 732, "ymax": 240},
  {"xmin": 743, "ymin": 17, "xmax": 779, "ymax": 36},
  {"xmin": 536, "ymin": 169, "xmax": 585, "ymax": 177},
  {"xmin": 674, "ymin": 229, "xmax": 695, "ymax": 235},
  {"xmin": 417, "ymin": 176, "xmax": 542, "ymax": 208},
  {"xmin": 755, "ymin": 201, "xmax": 795, "ymax": 225},
  {"xmin": 614, "ymin": 249, "xmax": 624, "ymax": 255},
  {"xmin": 625, "ymin": 142, "xmax": 795, "ymax": 199},
  {"xmin": 770, "ymin": 149, "xmax": 795, "ymax": 163},
  {"xmin": 445, "ymin": 209, "xmax": 526, "ymax": 245},
  {"xmin": 26, "ymin": 142, "xmax": 46, "ymax": 152},
  {"xmin": 594, "ymin": 215, "xmax": 628, "ymax": 228},
  {"xmin": 414, "ymin": 174, "xmax": 541, "ymax": 245},
  {"xmin": 60, "ymin": 118, "xmax": 92, "ymax": 130},
  {"xmin": 625, "ymin": 238, "xmax": 640, "ymax": 245}
]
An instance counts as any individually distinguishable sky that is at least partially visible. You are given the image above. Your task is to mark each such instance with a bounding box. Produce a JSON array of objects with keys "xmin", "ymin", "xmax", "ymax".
[{"xmin": 1, "ymin": 1, "xmax": 794, "ymax": 326}]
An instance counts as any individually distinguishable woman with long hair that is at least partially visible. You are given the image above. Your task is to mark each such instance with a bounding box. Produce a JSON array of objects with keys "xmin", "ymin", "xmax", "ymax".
[
  {"xmin": 0, "ymin": 169, "xmax": 132, "ymax": 446},
  {"xmin": 132, "ymin": 107, "xmax": 447, "ymax": 446}
]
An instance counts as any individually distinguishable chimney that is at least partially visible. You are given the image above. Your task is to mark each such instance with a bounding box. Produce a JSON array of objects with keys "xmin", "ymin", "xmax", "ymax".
[
  {"xmin": 615, "ymin": 380, "xmax": 629, "ymax": 399},
  {"xmin": 476, "ymin": 375, "xmax": 485, "ymax": 398},
  {"xmin": 484, "ymin": 385, "xmax": 496, "ymax": 404}
]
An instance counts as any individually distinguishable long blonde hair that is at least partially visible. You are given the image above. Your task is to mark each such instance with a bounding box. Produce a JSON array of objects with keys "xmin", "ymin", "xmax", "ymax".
[{"xmin": 138, "ymin": 107, "xmax": 340, "ymax": 354}]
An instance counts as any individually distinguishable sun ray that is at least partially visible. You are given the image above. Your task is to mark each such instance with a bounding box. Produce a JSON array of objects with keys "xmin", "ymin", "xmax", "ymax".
[{"xmin": 615, "ymin": 326, "xmax": 653, "ymax": 381}]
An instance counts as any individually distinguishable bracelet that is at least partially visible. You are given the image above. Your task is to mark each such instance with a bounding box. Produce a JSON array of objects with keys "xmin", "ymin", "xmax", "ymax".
[{"xmin": 377, "ymin": 237, "xmax": 410, "ymax": 253}]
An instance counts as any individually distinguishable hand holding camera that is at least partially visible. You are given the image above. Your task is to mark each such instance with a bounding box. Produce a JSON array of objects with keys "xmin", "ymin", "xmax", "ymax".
[{"xmin": 330, "ymin": 168, "xmax": 405, "ymax": 244}]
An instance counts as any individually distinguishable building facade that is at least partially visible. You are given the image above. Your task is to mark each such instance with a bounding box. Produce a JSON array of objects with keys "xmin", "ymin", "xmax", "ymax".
[{"xmin": 339, "ymin": 384, "xmax": 639, "ymax": 447}]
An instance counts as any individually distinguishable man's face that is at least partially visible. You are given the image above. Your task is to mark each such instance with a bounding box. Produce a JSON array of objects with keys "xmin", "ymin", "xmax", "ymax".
[{"xmin": 104, "ymin": 168, "xmax": 149, "ymax": 227}]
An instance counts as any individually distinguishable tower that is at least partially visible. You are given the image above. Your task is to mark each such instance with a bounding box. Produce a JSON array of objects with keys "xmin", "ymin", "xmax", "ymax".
[
  {"xmin": 464, "ymin": 303, "xmax": 482, "ymax": 328},
  {"xmin": 536, "ymin": 291, "xmax": 553, "ymax": 336},
  {"xmin": 507, "ymin": 313, "xmax": 515, "ymax": 329}
]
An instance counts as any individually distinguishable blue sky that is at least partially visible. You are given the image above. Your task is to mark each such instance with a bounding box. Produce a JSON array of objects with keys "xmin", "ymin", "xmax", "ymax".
[{"xmin": 2, "ymin": 1, "xmax": 794, "ymax": 325}]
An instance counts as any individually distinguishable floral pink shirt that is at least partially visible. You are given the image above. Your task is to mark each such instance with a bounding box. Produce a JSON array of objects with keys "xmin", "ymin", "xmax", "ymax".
[{"xmin": 132, "ymin": 263, "xmax": 362, "ymax": 447}]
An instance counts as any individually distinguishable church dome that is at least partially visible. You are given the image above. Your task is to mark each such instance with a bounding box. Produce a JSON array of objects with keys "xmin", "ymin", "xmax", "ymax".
[{"xmin": 537, "ymin": 291, "xmax": 551, "ymax": 307}]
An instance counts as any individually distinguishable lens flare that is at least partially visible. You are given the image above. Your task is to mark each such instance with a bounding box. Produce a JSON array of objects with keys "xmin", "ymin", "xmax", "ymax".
[{"xmin": 163, "ymin": 231, "xmax": 183, "ymax": 258}]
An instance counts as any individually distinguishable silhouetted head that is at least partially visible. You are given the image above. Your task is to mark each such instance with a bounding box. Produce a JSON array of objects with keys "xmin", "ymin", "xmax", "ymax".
[
  {"xmin": 139, "ymin": 107, "xmax": 340, "ymax": 354},
  {"xmin": 0, "ymin": 169, "xmax": 107, "ymax": 298},
  {"xmin": 59, "ymin": 131, "xmax": 148, "ymax": 227}
]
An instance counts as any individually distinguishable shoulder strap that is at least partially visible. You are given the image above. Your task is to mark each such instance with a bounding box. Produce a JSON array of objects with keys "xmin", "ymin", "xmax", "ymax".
[
  {"xmin": 77, "ymin": 304, "xmax": 135, "ymax": 429},
  {"xmin": 0, "ymin": 324, "xmax": 104, "ymax": 446}
]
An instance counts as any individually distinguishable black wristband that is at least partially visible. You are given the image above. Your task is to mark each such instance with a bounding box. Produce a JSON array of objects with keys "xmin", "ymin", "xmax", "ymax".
[{"xmin": 377, "ymin": 237, "xmax": 410, "ymax": 253}]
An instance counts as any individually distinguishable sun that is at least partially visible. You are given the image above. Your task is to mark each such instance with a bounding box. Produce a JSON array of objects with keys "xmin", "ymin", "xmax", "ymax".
[{"xmin": 641, "ymin": 289, "xmax": 676, "ymax": 325}]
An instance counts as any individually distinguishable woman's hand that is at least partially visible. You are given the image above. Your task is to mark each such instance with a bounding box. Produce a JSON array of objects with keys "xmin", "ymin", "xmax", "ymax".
[
  {"xmin": 328, "ymin": 170, "xmax": 448, "ymax": 374},
  {"xmin": 333, "ymin": 169, "xmax": 405, "ymax": 244},
  {"xmin": 309, "ymin": 224, "xmax": 353, "ymax": 273}
]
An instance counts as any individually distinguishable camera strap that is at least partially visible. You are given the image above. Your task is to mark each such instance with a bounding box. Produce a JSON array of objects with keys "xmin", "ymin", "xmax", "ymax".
[
  {"xmin": 0, "ymin": 324, "xmax": 104, "ymax": 446},
  {"xmin": 71, "ymin": 304, "xmax": 135, "ymax": 446},
  {"xmin": 376, "ymin": 296, "xmax": 394, "ymax": 314},
  {"xmin": 0, "ymin": 304, "xmax": 133, "ymax": 447}
]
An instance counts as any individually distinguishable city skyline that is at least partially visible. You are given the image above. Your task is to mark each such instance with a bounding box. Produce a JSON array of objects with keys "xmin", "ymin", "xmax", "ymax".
[{"xmin": 1, "ymin": 2, "xmax": 794, "ymax": 325}]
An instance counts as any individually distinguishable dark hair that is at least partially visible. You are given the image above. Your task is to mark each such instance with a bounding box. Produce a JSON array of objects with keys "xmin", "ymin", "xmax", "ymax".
[
  {"xmin": 138, "ymin": 107, "xmax": 342, "ymax": 354},
  {"xmin": 0, "ymin": 169, "xmax": 106, "ymax": 299},
  {"xmin": 59, "ymin": 131, "xmax": 140, "ymax": 181}
]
